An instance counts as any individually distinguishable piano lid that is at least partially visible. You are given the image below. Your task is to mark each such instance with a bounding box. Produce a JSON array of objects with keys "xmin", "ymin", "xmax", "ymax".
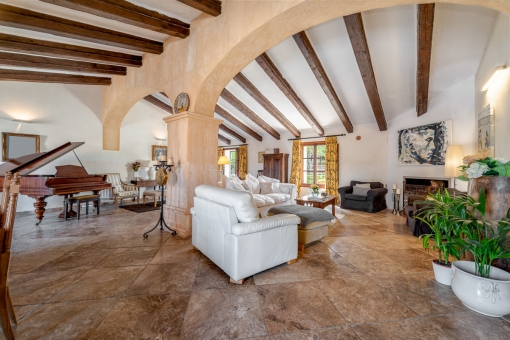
[{"xmin": 0, "ymin": 142, "xmax": 84, "ymax": 176}]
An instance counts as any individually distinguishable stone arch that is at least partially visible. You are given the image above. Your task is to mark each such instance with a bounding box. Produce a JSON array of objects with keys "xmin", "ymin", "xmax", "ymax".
[
  {"xmin": 103, "ymin": 85, "xmax": 161, "ymax": 150},
  {"xmin": 194, "ymin": 0, "xmax": 510, "ymax": 116}
]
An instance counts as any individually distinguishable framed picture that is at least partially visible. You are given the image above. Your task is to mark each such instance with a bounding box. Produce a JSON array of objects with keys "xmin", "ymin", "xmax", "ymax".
[
  {"xmin": 2, "ymin": 132, "xmax": 40, "ymax": 161},
  {"xmin": 477, "ymin": 104, "xmax": 495, "ymax": 157},
  {"xmin": 398, "ymin": 120, "xmax": 452, "ymax": 165},
  {"xmin": 152, "ymin": 145, "xmax": 167, "ymax": 161},
  {"xmin": 258, "ymin": 152, "xmax": 265, "ymax": 163}
]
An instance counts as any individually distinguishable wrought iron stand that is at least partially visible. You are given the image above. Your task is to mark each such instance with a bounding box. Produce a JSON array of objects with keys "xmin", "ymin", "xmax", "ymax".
[
  {"xmin": 392, "ymin": 189, "xmax": 403, "ymax": 216},
  {"xmin": 143, "ymin": 161, "xmax": 177, "ymax": 238}
]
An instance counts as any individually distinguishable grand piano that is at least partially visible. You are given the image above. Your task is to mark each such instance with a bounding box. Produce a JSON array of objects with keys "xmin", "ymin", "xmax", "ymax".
[{"xmin": 0, "ymin": 142, "xmax": 111, "ymax": 225}]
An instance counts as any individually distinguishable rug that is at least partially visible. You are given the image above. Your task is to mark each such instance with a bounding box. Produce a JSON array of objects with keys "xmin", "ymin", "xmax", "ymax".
[{"xmin": 119, "ymin": 201, "xmax": 165, "ymax": 213}]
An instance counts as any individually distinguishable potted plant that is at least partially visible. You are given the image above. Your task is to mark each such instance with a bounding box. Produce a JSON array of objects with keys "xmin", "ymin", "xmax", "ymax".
[
  {"xmin": 415, "ymin": 190, "xmax": 465, "ymax": 285},
  {"xmin": 447, "ymin": 188, "xmax": 510, "ymax": 317},
  {"xmin": 132, "ymin": 161, "xmax": 141, "ymax": 179},
  {"xmin": 311, "ymin": 184, "xmax": 320, "ymax": 196}
]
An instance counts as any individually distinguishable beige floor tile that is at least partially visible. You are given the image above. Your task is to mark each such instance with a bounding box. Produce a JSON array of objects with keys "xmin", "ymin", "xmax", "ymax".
[
  {"xmin": 254, "ymin": 261, "xmax": 312, "ymax": 285},
  {"xmin": 352, "ymin": 316, "xmax": 450, "ymax": 339},
  {"xmin": 31, "ymin": 248, "xmax": 115, "ymax": 272},
  {"xmin": 95, "ymin": 246, "xmax": 159, "ymax": 267},
  {"xmin": 301, "ymin": 252, "xmax": 360, "ymax": 279},
  {"xmin": 258, "ymin": 281, "xmax": 347, "ymax": 334},
  {"xmin": 150, "ymin": 242, "xmax": 201, "ymax": 264},
  {"xmin": 181, "ymin": 286, "xmax": 267, "ymax": 340},
  {"xmin": 193, "ymin": 260, "xmax": 255, "ymax": 290},
  {"xmin": 271, "ymin": 326, "xmax": 359, "ymax": 340}
]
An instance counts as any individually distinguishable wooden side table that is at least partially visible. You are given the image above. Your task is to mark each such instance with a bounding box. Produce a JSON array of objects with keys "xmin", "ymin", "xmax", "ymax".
[
  {"xmin": 295, "ymin": 195, "xmax": 337, "ymax": 217},
  {"xmin": 131, "ymin": 179, "xmax": 158, "ymax": 199}
]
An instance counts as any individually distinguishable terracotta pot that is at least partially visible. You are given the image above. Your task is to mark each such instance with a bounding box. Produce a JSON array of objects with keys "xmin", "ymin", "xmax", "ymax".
[{"xmin": 468, "ymin": 177, "xmax": 510, "ymax": 273}]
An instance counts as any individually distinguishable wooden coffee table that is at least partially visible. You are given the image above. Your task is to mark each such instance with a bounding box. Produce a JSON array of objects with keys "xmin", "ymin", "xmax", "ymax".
[{"xmin": 295, "ymin": 195, "xmax": 337, "ymax": 217}]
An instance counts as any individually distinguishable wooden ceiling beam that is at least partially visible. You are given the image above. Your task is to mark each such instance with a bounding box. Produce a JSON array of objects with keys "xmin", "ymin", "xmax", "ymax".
[
  {"xmin": 344, "ymin": 13, "xmax": 387, "ymax": 131},
  {"xmin": 215, "ymin": 105, "xmax": 263, "ymax": 142},
  {"xmin": 177, "ymin": 0, "xmax": 221, "ymax": 17},
  {"xmin": 256, "ymin": 53, "xmax": 324, "ymax": 136},
  {"xmin": 143, "ymin": 95, "xmax": 173, "ymax": 114},
  {"xmin": 233, "ymin": 72, "xmax": 301, "ymax": 138},
  {"xmin": 293, "ymin": 31, "xmax": 354, "ymax": 133},
  {"xmin": 0, "ymin": 4, "xmax": 163, "ymax": 54},
  {"xmin": 220, "ymin": 89, "xmax": 280, "ymax": 140},
  {"xmin": 0, "ymin": 69, "xmax": 111, "ymax": 85},
  {"xmin": 0, "ymin": 51, "xmax": 126, "ymax": 75},
  {"xmin": 218, "ymin": 134, "xmax": 231, "ymax": 145},
  {"xmin": 219, "ymin": 124, "xmax": 246, "ymax": 143},
  {"xmin": 40, "ymin": 0, "xmax": 190, "ymax": 38},
  {"xmin": 0, "ymin": 33, "xmax": 142, "ymax": 67},
  {"xmin": 416, "ymin": 3, "xmax": 435, "ymax": 117}
]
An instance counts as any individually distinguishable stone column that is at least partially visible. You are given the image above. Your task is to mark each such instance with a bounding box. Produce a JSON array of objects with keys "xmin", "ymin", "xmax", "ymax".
[{"xmin": 163, "ymin": 112, "xmax": 221, "ymax": 237}]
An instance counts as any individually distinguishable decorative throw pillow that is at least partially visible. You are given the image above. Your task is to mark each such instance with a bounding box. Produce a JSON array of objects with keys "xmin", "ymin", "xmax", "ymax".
[
  {"xmin": 232, "ymin": 176, "xmax": 248, "ymax": 191},
  {"xmin": 258, "ymin": 175, "xmax": 280, "ymax": 183},
  {"xmin": 259, "ymin": 182, "xmax": 275, "ymax": 195},
  {"xmin": 224, "ymin": 176, "xmax": 236, "ymax": 190},
  {"xmin": 355, "ymin": 183, "xmax": 371, "ymax": 188},
  {"xmin": 353, "ymin": 186, "xmax": 370, "ymax": 196},
  {"xmin": 244, "ymin": 173, "xmax": 261, "ymax": 194}
]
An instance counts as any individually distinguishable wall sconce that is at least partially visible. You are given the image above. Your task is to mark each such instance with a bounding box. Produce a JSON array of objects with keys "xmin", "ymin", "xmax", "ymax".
[
  {"xmin": 482, "ymin": 66, "xmax": 506, "ymax": 91},
  {"xmin": 444, "ymin": 145, "xmax": 463, "ymax": 177},
  {"xmin": 155, "ymin": 137, "xmax": 167, "ymax": 146}
]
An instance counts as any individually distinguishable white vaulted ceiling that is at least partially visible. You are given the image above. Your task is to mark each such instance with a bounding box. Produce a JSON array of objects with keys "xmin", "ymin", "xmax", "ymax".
[{"xmin": 217, "ymin": 3, "xmax": 498, "ymax": 142}]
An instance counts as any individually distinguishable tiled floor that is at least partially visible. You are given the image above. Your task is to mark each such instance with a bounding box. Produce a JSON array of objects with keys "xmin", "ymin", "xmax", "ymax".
[{"xmin": 5, "ymin": 205, "xmax": 510, "ymax": 339}]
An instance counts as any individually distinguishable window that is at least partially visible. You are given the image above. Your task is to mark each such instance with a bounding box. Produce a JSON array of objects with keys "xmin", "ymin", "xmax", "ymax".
[
  {"xmin": 302, "ymin": 142, "xmax": 326, "ymax": 187},
  {"xmin": 222, "ymin": 148, "xmax": 239, "ymax": 179}
]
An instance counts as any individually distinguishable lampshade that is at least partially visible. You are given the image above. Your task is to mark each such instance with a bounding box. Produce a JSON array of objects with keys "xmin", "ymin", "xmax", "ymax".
[
  {"xmin": 218, "ymin": 156, "xmax": 230, "ymax": 165},
  {"xmin": 445, "ymin": 145, "xmax": 463, "ymax": 177}
]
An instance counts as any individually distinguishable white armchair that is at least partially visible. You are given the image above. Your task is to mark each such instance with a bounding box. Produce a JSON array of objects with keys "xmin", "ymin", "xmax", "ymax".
[
  {"xmin": 191, "ymin": 185, "xmax": 300, "ymax": 283},
  {"xmin": 105, "ymin": 174, "xmax": 139, "ymax": 206}
]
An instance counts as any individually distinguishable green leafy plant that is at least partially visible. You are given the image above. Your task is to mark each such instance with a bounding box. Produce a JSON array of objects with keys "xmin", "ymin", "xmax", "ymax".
[
  {"xmin": 415, "ymin": 190, "xmax": 467, "ymax": 266},
  {"xmin": 458, "ymin": 156, "xmax": 510, "ymax": 181}
]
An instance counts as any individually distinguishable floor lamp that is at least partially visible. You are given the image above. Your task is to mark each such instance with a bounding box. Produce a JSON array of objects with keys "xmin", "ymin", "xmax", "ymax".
[
  {"xmin": 445, "ymin": 145, "xmax": 463, "ymax": 189},
  {"xmin": 218, "ymin": 155, "xmax": 230, "ymax": 182}
]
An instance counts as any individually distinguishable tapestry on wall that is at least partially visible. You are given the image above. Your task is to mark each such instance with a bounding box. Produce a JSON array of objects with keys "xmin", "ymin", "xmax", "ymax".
[
  {"xmin": 398, "ymin": 120, "xmax": 452, "ymax": 165},
  {"xmin": 477, "ymin": 104, "xmax": 495, "ymax": 157}
]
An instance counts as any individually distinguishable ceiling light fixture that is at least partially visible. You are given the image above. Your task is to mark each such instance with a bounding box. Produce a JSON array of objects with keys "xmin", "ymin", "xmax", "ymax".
[{"xmin": 482, "ymin": 66, "xmax": 507, "ymax": 91}]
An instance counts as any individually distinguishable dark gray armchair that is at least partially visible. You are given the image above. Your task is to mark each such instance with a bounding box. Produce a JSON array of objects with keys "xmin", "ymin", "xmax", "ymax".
[{"xmin": 338, "ymin": 181, "xmax": 388, "ymax": 213}]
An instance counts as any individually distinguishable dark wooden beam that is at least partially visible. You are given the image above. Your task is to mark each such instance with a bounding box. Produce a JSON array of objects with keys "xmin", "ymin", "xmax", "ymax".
[
  {"xmin": 0, "ymin": 33, "xmax": 142, "ymax": 67},
  {"xmin": 256, "ymin": 53, "xmax": 324, "ymax": 136},
  {"xmin": 0, "ymin": 69, "xmax": 111, "ymax": 85},
  {"xmin": 218, "ymin": 134, "xmax": 231, "ymax": 145},
  {"xmin": 0, "ymin": 4, "xmax": 163, "ymax": 54},
  {"xmin": 143, "ymin": 95, "xmax": 173, "ymax": 114},
  {"xmin": 293, "ymin": 31, "xmax": 354, "ymax": 133},
  {"xmin": 215, "ymin": 105, "xmax": 263, "ymax": 142},
  {"xmin": 219, "ymin": 124, "xmax": 246, "ymax": 143},
  {"xmin": 233, "ymin": 73, "xmax": 301, "ymax": 138},
  {"xmin": 416, "ymin": 3, "xmax": 435, "ymax": 117},
  {"xmin": 220, "ymin": 89, "xmax": 280, "ymax": 140},
  {"xmin": 177, "ymin": 0, "xmax": 221, "ymax": 17},
  {"xmin": 41, "ymin": 0, "xmax": 190, "ymax": 37},
  {"xmin": 344, "ymin": 13, "xmax": 387, "ymax": 131},
  {"xmin": 0, "ymin": 51, "xmax": 126, "ymax": 75}
]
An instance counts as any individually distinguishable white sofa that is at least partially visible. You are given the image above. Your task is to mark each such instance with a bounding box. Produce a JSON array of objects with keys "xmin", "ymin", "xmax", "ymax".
[
  {"xmin": 191, "ymin": 185, "xmax": 300, "ymax": 283},
  {"xmin": 218, "ymin": 175, "xmax": 297, "ymax": 216}
]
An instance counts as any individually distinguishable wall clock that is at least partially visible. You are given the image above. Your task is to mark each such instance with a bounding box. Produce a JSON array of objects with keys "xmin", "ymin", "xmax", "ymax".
[
  {"xmin": 156, "ymin": 168, "xmax": 168, "ymax": 186},
  {"xmin": 174, "ymin": 93, "xmax": 190, "ymax": 113}
]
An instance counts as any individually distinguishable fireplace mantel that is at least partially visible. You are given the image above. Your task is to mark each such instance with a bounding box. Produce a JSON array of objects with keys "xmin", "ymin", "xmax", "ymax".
[{"xmin": 403, "ymin": 176, "xmax": 452, "ymax": 207}]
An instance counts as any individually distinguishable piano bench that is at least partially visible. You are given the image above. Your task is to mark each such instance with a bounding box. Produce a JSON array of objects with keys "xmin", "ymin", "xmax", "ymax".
[{"xmin": 65, "ymin": 195, "xmax": 100, "ymax": 220}]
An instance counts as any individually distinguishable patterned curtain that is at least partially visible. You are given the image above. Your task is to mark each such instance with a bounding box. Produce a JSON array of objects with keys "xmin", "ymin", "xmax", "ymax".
[
  {"xmin": 238, "ymin": 145, "xmax": 248, "ymax": 180},
  {"xmin": 217, "ymin": 147, "xmax": 223, "ymax": 172},
  {"xmin": 325, "ymin": 136, "xmax": 339, "ymax": 203},
  {"xmin": 289, "ymin": 140, "xmax": 302, "ymax": 196}
]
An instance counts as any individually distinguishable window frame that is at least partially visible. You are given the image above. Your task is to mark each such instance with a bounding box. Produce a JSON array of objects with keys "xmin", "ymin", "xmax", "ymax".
[
  {"xmin": 222, "ymin": 147, "xmax": 239, "ymax": 178},
  {"xmin": 301, "ymin": 141, "xmax": 326, "ymax": 188}
]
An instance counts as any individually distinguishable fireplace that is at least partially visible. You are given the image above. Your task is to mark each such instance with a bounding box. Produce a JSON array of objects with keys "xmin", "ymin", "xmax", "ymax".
[{"xmin": 403, "ymin": 176, "xmax": 452, "ymax": 207}]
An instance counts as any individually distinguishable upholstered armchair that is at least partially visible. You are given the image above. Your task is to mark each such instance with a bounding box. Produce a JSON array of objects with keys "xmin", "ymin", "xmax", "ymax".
[
  {"xmin": 105, "ymin": 174, "xmax": 139, "ymax": 206},
  {"xmin": 191, "ymin": 185, "xmax": 300, "ymax": 283},
  {"xmin": 338, "ymin": 180, "xmax": 388, "ymax": 213}
]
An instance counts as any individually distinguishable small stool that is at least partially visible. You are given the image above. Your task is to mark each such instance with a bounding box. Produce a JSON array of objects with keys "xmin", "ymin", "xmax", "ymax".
[
  {"xmin": 143, "ymin": 190, "xmax": 161, "ymax": 207},
  {"xmin": 64, "ymin": 194, "xmax": 100, "ymax": 220}
]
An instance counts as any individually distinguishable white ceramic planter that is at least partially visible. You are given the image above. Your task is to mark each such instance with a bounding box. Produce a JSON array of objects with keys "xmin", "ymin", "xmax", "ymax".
[
  {"xmin": 432, "ymin": 260, "xmax": 453, "ymax": 286},
  {"xmin": 451, "ymin": 261, "xmax": 510, "ymax": 317}
]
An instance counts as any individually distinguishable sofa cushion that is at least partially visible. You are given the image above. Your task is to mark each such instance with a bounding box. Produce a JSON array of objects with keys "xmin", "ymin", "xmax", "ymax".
[
  {"xmin": 352, "ymin": 186, "xmax": 370, "ymax": 196},
  {"xmin": 265, "ymin": 193, "xmax": 291, "ymax": 204},
  {"xmin": 244, "ymin": 173, "xmax": 261, "ymax": 194},
  {"xmin": 195, "ymin": 185, "xmax": 259, "ymax": 222},
  {"xmin": 345, "ymin": 194, "xmax": 368, "ymax": 201},
  {"xmin": 258, "ymin": 175, "xmax": 280, "ymax": 183},
  {"xmin": 350, "ymin": 181, "xmax": 383, "ymax": 189},
  {"xmin": 259, "ymin": 182, "xmax": 274, "ymax": 195},
  {"xmin": 232, "ymin": 176, "xmax": 248, "ymax": 191},
  {"xmin": 252, "ymin": 194, "xmax": 276, "ymax": 207},
  {"xmin": 355, "ymin": 183, "xmax": 371, "ymax": 189}
]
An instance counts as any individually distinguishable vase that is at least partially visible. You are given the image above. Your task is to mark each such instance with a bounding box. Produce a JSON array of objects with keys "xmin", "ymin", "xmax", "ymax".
[
  {"xmin": 148, "ymin": 167, "xmax": 156, "ymax": 180},
  {"xmin": 133, "ymin": 170, "xmax": 139, "ymax": 179},
  {"xmin": 312, "ymin": 190, "xmax": 319, "ymax": 196},
  {"xmin": 468, "ymin": 177, "xmax": 510, "ymax": 272},
  {"xmin": 432, "ymin": 260, "xmax": 453, "ymax": 286},
  {"xmin": 451, "ymin": 261, "xmax": 510, "ymax": 317}
]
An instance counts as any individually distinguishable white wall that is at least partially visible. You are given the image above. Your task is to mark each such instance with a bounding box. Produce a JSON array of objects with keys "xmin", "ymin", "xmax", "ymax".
[
  {"xmin": 0, "ymin": 82, "xmax": 168, "ymax": 212},
  {"xmin": 476, "ymin": 12, "xmax": 510, "ymax": 160}
]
